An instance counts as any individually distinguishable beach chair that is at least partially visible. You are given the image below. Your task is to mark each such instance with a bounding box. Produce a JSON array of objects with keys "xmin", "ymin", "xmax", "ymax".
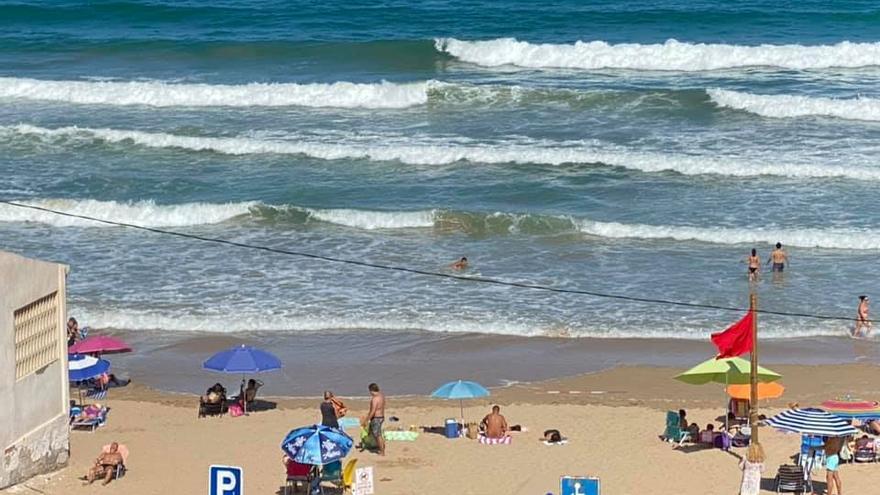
[
  {"xmin": 198, "ymin": 397, "xmax": 227, "ymax": 418},
  {"xmin": 775, "ymin": 464, "xmax": 811, "ymax": 494},
  {"xmin": 729, "ymin": 398, "xmax": 749, "ymax": 420},
  {"xmin": 854, "ymin": 444, "xmax": 877, "ymax": 463},
  {"xmin": 71, "ymin": 407, "xmax": 110, "ymax": 431},
  {"xmin": 86, "ymin": 387, "xmax": 108, "ymax": 400},
  {"xmin": 102, "ymin": 444, "xmax": 129, "ymax": 481},
  {"xmin": 340, "ymin": 459, "xmax": 357, "ymax": 494},
  {"xmin": 663, "ymin": 411, "xmax": 690, "ymax": 446},
  {"xmin": 315, "ymin": 461, "xmax": 343, "ymax": 495},
  {"xmin": 284, "ymin": 460, "xmax": 314, "ymax": 494}
]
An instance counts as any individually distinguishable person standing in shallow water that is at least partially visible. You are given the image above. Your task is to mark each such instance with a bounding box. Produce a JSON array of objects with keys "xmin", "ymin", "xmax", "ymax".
[
  {"xmin": 854, "ymin": 295, "xmax": 871, "ymax": 337},
  {"xmin": 745, "ymin": 249, "xmax": 760, "ymax": 282},
  {"xmin": 766, "ymin": 242, "xmax": 788, "ymax": 272}
]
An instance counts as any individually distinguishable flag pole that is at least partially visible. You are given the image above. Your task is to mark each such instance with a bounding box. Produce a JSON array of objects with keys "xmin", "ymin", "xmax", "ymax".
[{"xmin": 749, "ymin": 292, "xmax": 760, "ymax": 446}]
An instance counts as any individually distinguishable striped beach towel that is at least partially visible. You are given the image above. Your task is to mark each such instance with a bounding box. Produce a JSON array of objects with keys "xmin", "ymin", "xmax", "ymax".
[{"xmin": 478, "ymin": 434, "xmax": 512, "ymax": 445}]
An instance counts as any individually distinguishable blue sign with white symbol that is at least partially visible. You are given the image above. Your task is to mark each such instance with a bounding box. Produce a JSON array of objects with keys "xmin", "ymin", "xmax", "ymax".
[
  {"xmin": 209, "ymin": 465, "xmax": 243, "ymax": 495},
  {"xmin": 560, "ymin": 476, "xmax": 600, "ymax": 495}
]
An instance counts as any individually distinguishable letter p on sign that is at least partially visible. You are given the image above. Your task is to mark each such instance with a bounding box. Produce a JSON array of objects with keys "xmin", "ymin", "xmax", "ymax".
[{"xmin": 209, "ymin": 465, "xmax": 243, "ymax": 495}]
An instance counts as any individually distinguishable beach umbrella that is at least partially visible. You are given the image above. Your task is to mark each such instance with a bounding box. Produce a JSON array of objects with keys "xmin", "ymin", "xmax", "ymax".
[
  {"xmin": 765, "ymin": 408, "xmax": 859, "ymax": 437},
  {"xmin": 820, "ymin": 398, "xmax": 880, "ymax": 420},
  {"xmin": 68, "ymin": 354, "xmax": 111, "ymax": 404},
  {"xmin": 281, "ymin": 425, "xmax": 353, "ymax": 466},
  {"xmin": 69, "ymin": 335, "xmax": 132, "ymax": 355},
  {"xmin": 202, "ymin": 344, "xmax": 282, "ymax": 414},
  {"xmin": 675, "ymin": 356, "xmax": 782, "ymax": 385},
  {"xmin": 728, "ymin": 382, "xmax": 785, "ymax": 400},
  {"xmin": 431, "ymin": 380, "xmax": 490, "ymax": 421}
]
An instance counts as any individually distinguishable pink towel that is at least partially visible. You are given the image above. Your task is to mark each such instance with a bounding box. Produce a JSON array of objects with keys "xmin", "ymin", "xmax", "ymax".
[{"xmin": 478, "ymin": 435, "xmax": 512, "ymax": 445}]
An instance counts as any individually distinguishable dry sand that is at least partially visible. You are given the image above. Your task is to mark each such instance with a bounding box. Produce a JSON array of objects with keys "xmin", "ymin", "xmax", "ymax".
[{"xmin": 7, "ymin": 364, "xmax": 880, "ymax": 495}]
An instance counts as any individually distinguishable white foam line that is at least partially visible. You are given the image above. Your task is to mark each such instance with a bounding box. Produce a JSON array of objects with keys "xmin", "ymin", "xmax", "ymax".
[
  {"xmin": 0, "ymin": 77, "xmax": 429, "ymax": 109},
  {"xmin": 436, "ymin": 37, "xmax": 880, "ymax": 71},
  {"xmin": 8, "ymin": 124, "xmax": 880, "ymax": 181},
  {"xmin": 709, "ymin": 88, "xmax": 880, "ymax": 121}
]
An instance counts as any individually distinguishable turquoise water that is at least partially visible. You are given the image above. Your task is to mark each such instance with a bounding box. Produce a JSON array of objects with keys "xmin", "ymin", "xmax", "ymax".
[{"xmin": 2, "ymin": 0, "xmax": 880, "ymax": 341}]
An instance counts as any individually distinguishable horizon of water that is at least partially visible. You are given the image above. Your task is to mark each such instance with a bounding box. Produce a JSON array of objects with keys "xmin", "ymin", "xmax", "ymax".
[{"xmin": 3, "ymin": 1, "xmax": 880, "ymax": 345}]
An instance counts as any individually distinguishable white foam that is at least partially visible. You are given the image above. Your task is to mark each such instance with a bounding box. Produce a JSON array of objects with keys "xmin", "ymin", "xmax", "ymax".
[
  {"xmin": 576, "ymin": 219, "xmax": 880, "ymax": 250},
  {"xmin": 0, "ymin": 77, "xmax": 429, "ymax": 109},
  {"xmin": 0, "ymin": 199, "xmax": 254, "ymax": 227},
  {"xmin": 709, "ymin": 88, "xmax": 880, "ymax": 121},
  {"xmin": 304, "ymin": 207, "xmax": 436, "ymax": 230},
  {"xmin": 9, "ymin": 124, "xmax": 880, "ymax": 181},
  {"xmin": 436, "ymin": 37, "xmax": 880, "ymax": 71}
]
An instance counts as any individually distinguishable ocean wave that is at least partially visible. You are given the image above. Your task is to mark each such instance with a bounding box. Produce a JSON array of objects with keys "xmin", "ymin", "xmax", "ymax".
[
  {"xmin": 0, "ymin": 77, "xmax": 429, "ymax": 109},
  {"xmin": 0, "ymin": 198, "xmax": 254, "ymax": 227},
  {"xmin": 576, "ymin": 219, "xmax": 880, "ymax": 250},
  {"xmin": 73, "ymin": 308, "xmax": 845, "ymax": 340},
  {"xmin": 6, "ymin": 199, "xmax": 880, "ymax": 250},
  {"xmin": 435, "ymin": 37, "xmax": 880, "ymax": 71},
  {"xmin": 709, "ymin": 89, "xmax": 880, "ymax": 121},
  {"xmin": 8, "ymin": 124, "xmax": 880, "ymax": 181}
]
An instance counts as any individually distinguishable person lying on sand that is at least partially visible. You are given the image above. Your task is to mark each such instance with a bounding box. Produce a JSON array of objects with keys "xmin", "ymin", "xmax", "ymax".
[
  {"xmin": 481, "ymin": 405, "xmax": 508, "ymax": 439},
  {"xmin": 84, "ymin": 442, "xmax": 123, "ymax": 485},
  {"xmin": 543, "ymin": 429, "xmax": 564, "ymax": 444}
]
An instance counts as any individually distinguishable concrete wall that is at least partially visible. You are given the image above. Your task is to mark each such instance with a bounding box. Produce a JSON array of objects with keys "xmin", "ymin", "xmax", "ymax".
[{"xmin": 0, "ymin": 250, "xmax": 69, "ymax": 489}]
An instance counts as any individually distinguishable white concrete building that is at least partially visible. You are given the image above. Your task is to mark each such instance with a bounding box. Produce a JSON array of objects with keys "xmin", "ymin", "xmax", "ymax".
[{"xmin": 1, "ymin": 250, "xmax": 70, "ymax": 489}]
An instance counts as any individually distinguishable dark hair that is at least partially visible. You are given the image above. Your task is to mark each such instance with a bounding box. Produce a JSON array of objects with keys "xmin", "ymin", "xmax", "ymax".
[
  {"xmin": 776, "ymin": 242, "xmax": 782, "ymax": 248},
  {"xmin": 368, "ymin": 383, "xmax": 379, "ymax": 392},
  {"xmin": 492, "ymin": 405, "xmax": 500, "ymax": 412},
  {"xmin": 68, "ymin": 317, "xmax": 77, "ymax": 324},
  {"xmin": 707, "ymin": 424, "xmax": 714, "ymax": 430},
  {"xmin": 751, "ymin": 248, "xmax": 756, "ymax": 256},
  {"xmin": 860, "ymin": 295, "xmax": 868, "ymax": 301},
  {"xmin": 679, "ymin": 409, "xmax": 686, "ymax": 418},
  {"xmin": 461, "ymin": 257, "xmax": 468, "ymax": 262},
  {"xmin": 549, "ymin": 431, "xmax": 561, "ymax": 443}
]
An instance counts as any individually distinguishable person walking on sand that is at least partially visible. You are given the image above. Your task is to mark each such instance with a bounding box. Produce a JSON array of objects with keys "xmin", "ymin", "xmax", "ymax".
[
  {"xmin": 366, "ymin": 383, "xmax": 386, "ymax": 456},
  {"xmin": 738, "ymin": 443, "xmax": 765, "ymax": 495},
  {"xmin": 854, "ymin": 295, "xmax": 871, "ymax": 337},
  {"xmin": 320, "ymin": 391, "xmax": 340, "ymax": 429},
  {"xmin": 745, "ymin": 249, "xmax": 760, "ymax": 282},
  {"xmin": 766, "ymin": 242, "xmax": 788, "ymax": 272},
  {"xmin": 823, "ymin": 436, "xmax": 844, "ymax": 495}
]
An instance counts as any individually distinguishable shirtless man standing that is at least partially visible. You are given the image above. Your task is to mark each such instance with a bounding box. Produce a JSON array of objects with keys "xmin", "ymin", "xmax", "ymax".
[
  {"xmin": 766, "ymin": 242, "xmax": 788, "ymax": 272},
  {"xmin": 855, "ymin": 295, "xmax": 871, "ymax": 337},
  {"xmin": 367, "ymin": 383, "xmax": 386, "ymax": 456}
]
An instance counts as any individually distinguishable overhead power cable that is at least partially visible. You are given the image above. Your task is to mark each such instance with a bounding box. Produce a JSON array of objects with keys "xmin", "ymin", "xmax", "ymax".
[{"xmin": 0, "ymin": 199, "xmax": 871, "ymax": 323}]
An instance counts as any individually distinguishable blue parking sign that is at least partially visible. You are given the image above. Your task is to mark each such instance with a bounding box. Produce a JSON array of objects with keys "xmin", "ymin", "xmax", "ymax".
[
  {"xmin": 560, "ymin": 476, "xmax": 600, "ymax": 495},
  {"xmin": 209, "ymin": 465, "xmax": 243, "ymax": 495}
]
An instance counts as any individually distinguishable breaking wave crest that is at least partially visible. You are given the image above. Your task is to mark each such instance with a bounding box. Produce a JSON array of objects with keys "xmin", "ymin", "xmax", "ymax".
[
  {"xmin": 709, "ymin": 89, "xmax": 880, "ymax": 121},
  {"xmin": 435, "ymin": 37, "xmax": 880, "ymax": 71},
  {"xmin": 7, "ymin": 124, "xmax": 880, "ymax": 181}
]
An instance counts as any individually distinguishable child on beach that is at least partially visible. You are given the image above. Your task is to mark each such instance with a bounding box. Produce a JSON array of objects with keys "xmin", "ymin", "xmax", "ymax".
[{"xmin": 738, "ymin": 443, "xmax": 764, "ymax": 495}]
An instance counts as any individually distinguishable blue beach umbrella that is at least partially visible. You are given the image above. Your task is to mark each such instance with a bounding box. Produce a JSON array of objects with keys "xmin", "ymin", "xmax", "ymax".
[
  {"xmin": 281, "ymin": 425, "xmax": 353, "ymax": 466},
  {"xmin": 431, "ymin": 380, "xmax": 490, "ymax": 420},
  {"xmin": 68, "ymin": 353, "xmax": 110, "ymax": 382},
  {"xmin": 203, "ymin": 344, "xmax": 282, "ymax": 413},
  {"xmin": 765, "ymin": 408, "xmax": 859, "ymax": 437}
]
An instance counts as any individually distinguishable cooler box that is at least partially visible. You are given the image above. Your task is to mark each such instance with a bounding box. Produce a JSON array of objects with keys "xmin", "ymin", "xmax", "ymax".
[{"xmin": 444, "ymin": 418, "xmax": 459, "ymax": 439}]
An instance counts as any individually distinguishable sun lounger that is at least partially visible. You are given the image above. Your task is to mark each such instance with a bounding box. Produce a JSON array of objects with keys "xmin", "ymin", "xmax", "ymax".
[
  {"xmin": 775, "ymin": 464, "xmax": 811, "ymax": 494},
  {"xmin": 86, "ymin": 388, "xmax": 108, "ymax": 400},
  {"xmin": 478, "ymin": 434, "xmax": 512, "ymax": 445},
  {"xmin": 663, "ymin": 411, "xmax": 690, "ymax": 446},
  {"xmin": 71, "ymin": 407, "xmax": 110, "ymax": 432},
  {"xmin": 102, "ymin": 444, "xmax": 129, "ymax": 480},
  {"xmin": 854, "ymin": 447, "xmax": 877, "ymax": 463}
]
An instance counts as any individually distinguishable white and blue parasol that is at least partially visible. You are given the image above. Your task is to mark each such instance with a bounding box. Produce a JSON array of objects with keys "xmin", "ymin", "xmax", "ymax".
[{"xmin": 765, "ymin": 408, "xmax": 859, "ymax": 437}]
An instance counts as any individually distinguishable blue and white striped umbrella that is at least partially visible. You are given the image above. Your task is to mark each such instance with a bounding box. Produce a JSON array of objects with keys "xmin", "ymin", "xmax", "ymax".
[
  {"xmin": 68, "ymin": 353, "xmax": 110, "ymax": 382},
  {"xmin": 765, "ymin": 408, "xmax": 859, "ymax": 437}
]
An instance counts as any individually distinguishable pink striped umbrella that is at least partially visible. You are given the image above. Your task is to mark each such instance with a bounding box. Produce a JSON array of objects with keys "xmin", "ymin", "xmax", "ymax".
[{"xmin": 69, "ymin": 335, "xmax": 132, "ymax": 355}]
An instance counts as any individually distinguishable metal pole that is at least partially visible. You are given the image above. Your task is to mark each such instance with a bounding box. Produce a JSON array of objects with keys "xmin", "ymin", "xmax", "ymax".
[{"xmin": 749, "ymin": 292, "xmax": 759, "ymax": 446}]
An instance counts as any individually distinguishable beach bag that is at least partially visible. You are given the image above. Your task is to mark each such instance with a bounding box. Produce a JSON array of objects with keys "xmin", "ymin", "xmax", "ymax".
[
  {"xmin": 228, "ymin": 403, "xmax": 243, "ymax": 417},
  {"xmin": 714, "ymin": 433, "xmax": 730, "ymax": 451},
  {"xmin": 360, "ymin": 426, "xmax": 377, "ymax": 449}
]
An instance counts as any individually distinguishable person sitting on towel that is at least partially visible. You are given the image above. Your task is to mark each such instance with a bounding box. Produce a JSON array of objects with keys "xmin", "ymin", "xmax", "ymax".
[
  {"xmin": 700, "ymin": 424, "xmax": 716, "ymax": 443},
  {"xmin": 481, "ymin": 405, "xmax": 509, "ymax": 439}
]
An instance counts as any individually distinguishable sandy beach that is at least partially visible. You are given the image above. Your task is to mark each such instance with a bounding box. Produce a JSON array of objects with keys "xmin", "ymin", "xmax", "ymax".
[{"xmin": 7, "ymin": 364, "xmax": 880, "ymax": 495}]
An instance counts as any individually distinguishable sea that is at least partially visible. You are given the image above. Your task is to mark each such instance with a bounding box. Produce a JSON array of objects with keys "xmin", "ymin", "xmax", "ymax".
[{"xmin": 2, "ymin": 1, "xmax": 880, "ymax": 395}]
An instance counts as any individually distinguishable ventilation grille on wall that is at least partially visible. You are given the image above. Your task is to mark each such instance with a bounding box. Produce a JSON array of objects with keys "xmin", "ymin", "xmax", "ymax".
[{"xmin": 14, "ymin": 291, "xmax": 60, "ymax": 380}]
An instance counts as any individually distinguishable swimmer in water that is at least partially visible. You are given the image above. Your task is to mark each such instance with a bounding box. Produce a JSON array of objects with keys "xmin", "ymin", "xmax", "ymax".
[
  {"xmin": 854, "ymin": 295, "xmax": 871, "ymax": 337},
  {"xmin": 766, "ymin": 242, "xmax": 788, "ymax": 272},
  {"xmin": 450, "ymin": 257, "xmax": 468, "ymax": 270}
]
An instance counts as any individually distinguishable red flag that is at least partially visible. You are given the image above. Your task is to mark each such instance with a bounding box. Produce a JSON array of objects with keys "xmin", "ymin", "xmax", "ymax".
[{"xmin": 711, "ymin": 312, "xmax": 754, "ymax": 359}]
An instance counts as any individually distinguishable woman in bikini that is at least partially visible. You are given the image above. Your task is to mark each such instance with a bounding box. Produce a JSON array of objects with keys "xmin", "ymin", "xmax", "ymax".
[{"xmin": 745, "ymin": 248, "xmax": 760, "ymax": 282}]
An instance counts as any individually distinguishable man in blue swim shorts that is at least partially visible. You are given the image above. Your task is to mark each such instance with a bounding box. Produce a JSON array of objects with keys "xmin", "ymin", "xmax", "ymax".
[{"xmin": 823, "ymin": 436, "xmax": 843, "ymax": 495}]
